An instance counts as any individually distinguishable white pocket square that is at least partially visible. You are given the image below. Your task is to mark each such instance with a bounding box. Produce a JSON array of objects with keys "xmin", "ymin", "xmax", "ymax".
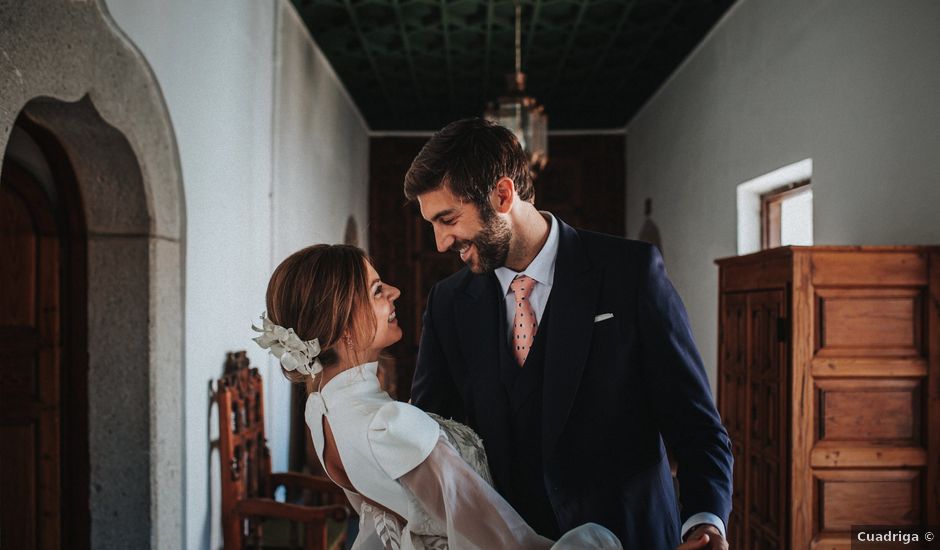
[{"xmin": 594, "ymin": 313, "xmax": 614, "ymax": 323}]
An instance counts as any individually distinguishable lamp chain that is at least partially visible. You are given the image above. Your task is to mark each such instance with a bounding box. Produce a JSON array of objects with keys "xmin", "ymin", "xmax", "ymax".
[{"xmin": 515, "ymin": 2, "xmax": 522, "ymax": 75}]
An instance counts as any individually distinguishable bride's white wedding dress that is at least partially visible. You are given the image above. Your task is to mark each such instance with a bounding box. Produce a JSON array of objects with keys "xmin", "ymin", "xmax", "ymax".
[{"xmin": 306, "ymin": 362, "xmax": 622, "ymax": 550}]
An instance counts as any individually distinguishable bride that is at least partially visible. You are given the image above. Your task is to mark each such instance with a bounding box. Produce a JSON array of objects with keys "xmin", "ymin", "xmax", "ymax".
[{"xmin": 254, "ymin": 244, "xmax": 713, "ymax": 550}]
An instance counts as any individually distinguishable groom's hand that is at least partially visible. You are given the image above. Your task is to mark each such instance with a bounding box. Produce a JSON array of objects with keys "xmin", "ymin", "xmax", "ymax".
[{"xmin": 683, "ymin": 525, "xmax": 728, "ymax": 550}]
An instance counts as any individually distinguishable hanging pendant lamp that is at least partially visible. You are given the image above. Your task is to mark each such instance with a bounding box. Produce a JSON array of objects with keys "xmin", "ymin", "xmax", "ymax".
[{"xmin": 484, "ymin": 2, "xmax": 548, "ymax": 173}]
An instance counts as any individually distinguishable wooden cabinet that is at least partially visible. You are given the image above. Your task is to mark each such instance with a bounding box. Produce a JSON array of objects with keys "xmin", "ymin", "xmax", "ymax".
[{"xmin": 715, "ymin": 247, "xmax": 940, "ymax": 549}]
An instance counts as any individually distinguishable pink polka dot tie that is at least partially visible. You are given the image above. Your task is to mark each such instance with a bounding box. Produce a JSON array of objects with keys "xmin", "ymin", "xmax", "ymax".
[{"xmin": 510, "ymin": 275, "xmax": 538, "ymax": 367}]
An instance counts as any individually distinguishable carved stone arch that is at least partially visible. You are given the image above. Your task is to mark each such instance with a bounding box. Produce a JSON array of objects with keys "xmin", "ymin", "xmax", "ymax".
[{"xmin": 1, "ymin": 2, "xmax": 184, "ymax": 549}]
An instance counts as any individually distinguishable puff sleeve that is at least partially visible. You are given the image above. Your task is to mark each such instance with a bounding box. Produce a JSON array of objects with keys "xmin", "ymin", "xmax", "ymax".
[{"xmin": 367, "ymin": 401, "xmax": 441, "ymax": 480}]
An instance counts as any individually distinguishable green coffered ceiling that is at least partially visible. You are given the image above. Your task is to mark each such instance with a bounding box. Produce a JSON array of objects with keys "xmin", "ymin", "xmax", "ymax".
[{"xmin": 291, "ymin": 0, "xmax": 734, "ymax": 130}]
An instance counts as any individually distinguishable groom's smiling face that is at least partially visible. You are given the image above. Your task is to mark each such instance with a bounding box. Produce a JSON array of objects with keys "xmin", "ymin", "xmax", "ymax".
[{"xmin": 417, "ymin": 184, "xmax": 511, "ymax": 274}]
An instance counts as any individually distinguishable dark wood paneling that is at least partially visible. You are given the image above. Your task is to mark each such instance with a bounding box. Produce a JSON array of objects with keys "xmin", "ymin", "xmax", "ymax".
[
  {"xmin": 528, "ymin": 135, "xmax": 626, "ymax": 237},
  {"xmin": 368, "ymin": 134, "xmax": 626, "ymax": 401},
  {"xmin": 368, "ymin": 137, "xmax": 448, "ymax": 401}
]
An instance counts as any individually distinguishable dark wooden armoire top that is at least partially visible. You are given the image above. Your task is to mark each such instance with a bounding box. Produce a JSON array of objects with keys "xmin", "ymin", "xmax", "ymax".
[
  {"xmin": 715, "ymin": 245, "xmax": 940, "ymax": 292},
  {"xmin": 715, "ymin": 245, "xmax": 940, "ymax": 266}
]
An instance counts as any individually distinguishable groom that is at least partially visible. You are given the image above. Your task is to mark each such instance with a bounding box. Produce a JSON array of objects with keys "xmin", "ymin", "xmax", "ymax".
[{"xmin": 405, "ymin": 118, "xmax": 732, "ymax": 549}]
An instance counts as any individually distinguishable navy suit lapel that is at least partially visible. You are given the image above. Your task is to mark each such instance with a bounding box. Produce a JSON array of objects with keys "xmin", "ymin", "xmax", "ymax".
[
  {"xmin": 454, "ymin": 272, "xmax": 514, "ymax": 488},
  {"xmin": 454, "ymin": 272, "xmax": 502, "ymax": 384},
  {"xmin": 542, "ymin": 220, "xmax": 600, "ymax": 458}
]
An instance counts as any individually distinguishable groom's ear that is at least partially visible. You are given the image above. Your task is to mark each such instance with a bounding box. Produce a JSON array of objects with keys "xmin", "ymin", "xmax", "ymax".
[{"xmin": 492, "ymin": 177, "xmax": 515, "ymax": 214}]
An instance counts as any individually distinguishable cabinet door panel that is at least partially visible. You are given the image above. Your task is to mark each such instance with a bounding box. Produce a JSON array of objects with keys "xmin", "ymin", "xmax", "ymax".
[
  {"xmin": 816, "ymin": 470, "xmax": 921, "ymax": 532},
  {"xmin": 719, "ymin": 288, "xmax": 789, "ymax": 549},
  {"xmin": 719, "ymin": 292, "xmax": 749, "ymax": 548},
  {"xmin": 746, "ymin": 291, "xmax": 788, "ymax": 548},
  {"xmin": 816, "ymin": 288, "xmax": 923, "ymax": 358},
  {"xmin": 817, "ymin": 379, "xmax": 921, "ymax": 444}
]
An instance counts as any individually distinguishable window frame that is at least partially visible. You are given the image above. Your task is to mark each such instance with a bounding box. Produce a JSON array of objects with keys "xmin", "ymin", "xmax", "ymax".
[{"xmin": 760, "ymin": 179, "xmax": 811, "ymax": 249}]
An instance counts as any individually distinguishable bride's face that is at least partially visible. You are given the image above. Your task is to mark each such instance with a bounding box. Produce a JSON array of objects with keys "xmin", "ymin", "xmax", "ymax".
[{"xmin": 363, "ymin": 261, "xmax": 402, "ymax": 353}]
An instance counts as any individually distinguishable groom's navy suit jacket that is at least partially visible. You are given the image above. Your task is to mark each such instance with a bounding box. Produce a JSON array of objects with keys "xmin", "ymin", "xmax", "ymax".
[{"xmin": 412, "ymin": 217, "xmax": 733, "ymax": 549}]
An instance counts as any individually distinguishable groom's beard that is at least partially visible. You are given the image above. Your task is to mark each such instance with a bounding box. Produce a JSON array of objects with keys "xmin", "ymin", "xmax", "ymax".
[{"xmin": 455, "ymin": 207, "xmax": 511, "ymax": 273}]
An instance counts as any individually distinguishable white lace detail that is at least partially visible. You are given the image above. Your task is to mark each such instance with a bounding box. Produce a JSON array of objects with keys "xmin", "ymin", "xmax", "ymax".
[{"xmin": 428, "ymin": 414, "xmax": 493, "ymax": 486}]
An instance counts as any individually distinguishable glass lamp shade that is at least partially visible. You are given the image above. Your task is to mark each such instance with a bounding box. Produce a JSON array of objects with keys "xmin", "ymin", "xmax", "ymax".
[{"xmin": 484, "ymin": 73, "xmax": 549, "ymax": 171}]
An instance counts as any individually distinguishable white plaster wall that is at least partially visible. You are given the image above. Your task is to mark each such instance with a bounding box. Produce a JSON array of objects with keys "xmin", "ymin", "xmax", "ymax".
[
  {"xmin": 625, "ymin": 0, "xmax": 940, "ymax": 392},
  {"xmin": 268, "ymin": 1, "xmax": 371, "ymax": 481},
  {"xmin": 105, "ymin": 1, "xmax": 369, "ymax": 548}
]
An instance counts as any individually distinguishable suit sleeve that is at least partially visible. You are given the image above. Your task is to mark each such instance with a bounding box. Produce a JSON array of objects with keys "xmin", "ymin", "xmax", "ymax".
[
  {"xmin": 635, "ymin": 244, "xmax": 733, "ymax": 528},
  {"xmin": 411, "ymin": 284, "xmax": 466, "ymax": 421}
]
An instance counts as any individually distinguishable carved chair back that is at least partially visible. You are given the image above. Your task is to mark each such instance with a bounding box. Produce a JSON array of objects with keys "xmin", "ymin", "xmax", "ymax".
[
  {"xmin": 216, "ymin": 351, "xmax": 350, "ymax": 550},
  {"xmin": 217, "ymin": 352, "xmax": 273, "ymax": 536}
]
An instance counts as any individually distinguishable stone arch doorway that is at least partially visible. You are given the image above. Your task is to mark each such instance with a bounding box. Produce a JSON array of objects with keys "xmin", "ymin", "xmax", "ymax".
[{"xmin": 1, "ymin": 2, "xmax": 185, "ymax": 549}]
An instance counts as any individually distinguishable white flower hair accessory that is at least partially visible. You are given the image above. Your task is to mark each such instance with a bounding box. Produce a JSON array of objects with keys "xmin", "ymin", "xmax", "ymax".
[{"xmin": 251, "ymin": 313, "xmax": 323, "ymax": 376}]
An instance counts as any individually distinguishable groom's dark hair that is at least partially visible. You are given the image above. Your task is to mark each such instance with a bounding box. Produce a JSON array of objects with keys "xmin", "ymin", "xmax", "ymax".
[{"xmin": 404, "ymin": 118, "xmax": 534, "ymax": 209}]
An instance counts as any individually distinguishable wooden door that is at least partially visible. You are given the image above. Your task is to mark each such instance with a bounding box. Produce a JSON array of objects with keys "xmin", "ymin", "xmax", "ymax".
[{"xmin": 0, "ymin": 162, "xmax": 61, "ymax": 550}]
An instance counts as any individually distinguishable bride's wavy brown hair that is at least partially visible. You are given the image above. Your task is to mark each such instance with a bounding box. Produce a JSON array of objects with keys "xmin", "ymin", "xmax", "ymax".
[{"xmin": 264, "ymin": 244, "xmax": 377, "ymax": 383}]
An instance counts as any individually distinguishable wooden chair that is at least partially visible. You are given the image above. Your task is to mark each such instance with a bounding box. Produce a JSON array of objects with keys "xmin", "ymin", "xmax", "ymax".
[{"xmin": 215, "ymin": 351, "xmax": 349, "ymax": 550}]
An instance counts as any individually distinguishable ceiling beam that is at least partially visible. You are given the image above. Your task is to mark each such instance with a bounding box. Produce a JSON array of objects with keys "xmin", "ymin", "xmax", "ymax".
[
  {"xmin": 573, "ymin": 0, "xmax": 638, "ymax": 103},
  {"xmin": 341, "ymin": 0, "xmax": 395, "ymax": 115},
  {"xmin": 482, "ymin": 0, "xmax": 495, "ymax": 101},
  {"xmin": 544, "ymin": 0, "xmax": 592, "ymax": 105},
  {"xmin": 440, "ymin": 0, "xmax": 457, "ymax": 109},
  {"xmin": 391, "ymin": 0, "xmax": 425, "ymax": 103},
  {"xmin": 607, "ymin": 0, "xmax": 683, "ymax": 109},
  {"xmin": 523, "ymin": 0, "xmax": 543, "ymax": 71}
]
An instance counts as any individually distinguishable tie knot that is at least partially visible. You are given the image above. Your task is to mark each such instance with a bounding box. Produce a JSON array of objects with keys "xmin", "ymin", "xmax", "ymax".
[{"xmin": 510, "ymin": 275, "xmax": 535, "ymax": 298}]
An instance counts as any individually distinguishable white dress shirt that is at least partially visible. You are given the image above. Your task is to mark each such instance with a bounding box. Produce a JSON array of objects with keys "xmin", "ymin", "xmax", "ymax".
[
  {"xmin": 493, "ymin": 211, "xmax": 726, "ymax": 542},
  {"xmin": 495, "ymin": 212, "xmax": 560, "ymax": 340}
]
